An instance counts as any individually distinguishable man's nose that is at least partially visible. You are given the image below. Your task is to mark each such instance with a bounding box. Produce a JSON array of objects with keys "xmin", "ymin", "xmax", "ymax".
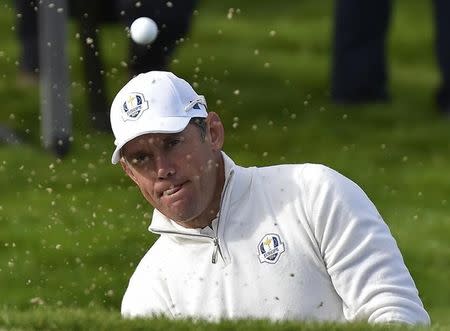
[{"xmin": 155, "ymin": 155, "xmax": 175, "ymax": 179}]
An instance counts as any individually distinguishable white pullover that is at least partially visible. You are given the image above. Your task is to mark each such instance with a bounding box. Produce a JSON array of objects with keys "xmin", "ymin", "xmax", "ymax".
[{"xmin": 121, "ymin": 152, "xmax": 430, "ymax": 324}]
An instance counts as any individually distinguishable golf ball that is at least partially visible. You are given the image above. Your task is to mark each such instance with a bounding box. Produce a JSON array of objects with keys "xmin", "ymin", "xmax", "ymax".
[{"xmin": 130, "ymin": 17, "xmax": 158, "ymax": 45}]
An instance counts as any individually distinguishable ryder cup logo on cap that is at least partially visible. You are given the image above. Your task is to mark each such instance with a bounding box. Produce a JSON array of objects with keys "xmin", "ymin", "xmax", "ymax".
[
  {"xmin": 122, "ymin": 92, "xmax": 149, "ymax": 121},
  {"xmin": 110, "ymin": 71, "xmax": 208, "ymax": 164}
]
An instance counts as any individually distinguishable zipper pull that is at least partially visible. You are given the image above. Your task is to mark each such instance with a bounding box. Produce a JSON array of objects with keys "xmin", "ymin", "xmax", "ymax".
[{"xmin": 212, "ymin": 237, "xmax": 219, "ymax": 264}]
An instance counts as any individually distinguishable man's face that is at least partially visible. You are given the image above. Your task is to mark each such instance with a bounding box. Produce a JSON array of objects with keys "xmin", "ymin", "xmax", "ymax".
[{"xmin": 120, "ymin": 113, "xmax": 224, "ymax": 228}]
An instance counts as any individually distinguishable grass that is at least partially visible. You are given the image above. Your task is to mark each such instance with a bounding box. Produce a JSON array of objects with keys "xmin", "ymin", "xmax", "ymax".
[
  {"xmin": 1, "ymin": 307, "xmax": 443, "ymax": 331},
  {"xmin": 0, "ymin": 0, "xmax": 449, "ymax": 329}
]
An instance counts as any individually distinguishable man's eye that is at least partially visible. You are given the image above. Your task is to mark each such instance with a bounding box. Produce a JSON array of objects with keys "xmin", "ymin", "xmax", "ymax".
[
  {"xmin": 131, "ymin": 154, "xmax": 151, "ymax": 165},
  {"xmin": 167, "ymin": 138, "xmax": 181, "ymax": 148}
]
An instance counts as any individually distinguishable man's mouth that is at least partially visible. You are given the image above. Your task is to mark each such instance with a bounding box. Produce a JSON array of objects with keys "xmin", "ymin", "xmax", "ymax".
[
  {"xmin": 161, "ymin": 182, "xmax": 187, "ymax": 197},
  {"xmin": 163, "ymin": 185, "xmax": 182, "ymax": 196}
]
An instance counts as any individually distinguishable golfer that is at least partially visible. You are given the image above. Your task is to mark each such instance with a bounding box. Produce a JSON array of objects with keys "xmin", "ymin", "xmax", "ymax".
[{"xmin": 110, "ymin": 71, "xmax": 430, "ymax": 324}]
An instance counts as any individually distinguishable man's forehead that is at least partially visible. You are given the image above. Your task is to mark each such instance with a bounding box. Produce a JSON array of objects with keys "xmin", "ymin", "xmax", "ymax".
[{"xmin": 128, "ymin": 132, "xmax": 181, "ymax": 146}]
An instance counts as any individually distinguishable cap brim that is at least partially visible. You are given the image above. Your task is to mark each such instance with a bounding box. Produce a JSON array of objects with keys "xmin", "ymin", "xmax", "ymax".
[{"xmin": 111, "ymin": 116, "xmax": 192, "ymax": 164}]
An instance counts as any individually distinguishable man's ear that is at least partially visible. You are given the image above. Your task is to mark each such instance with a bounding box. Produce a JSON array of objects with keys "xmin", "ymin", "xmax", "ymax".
[
  {"xmin": 206, "ymin": 112, "xmax": 224, "ymax": 151},
  {"xmin": 120, "ymin": 159, "xmax": 139, "ymax": 185}
]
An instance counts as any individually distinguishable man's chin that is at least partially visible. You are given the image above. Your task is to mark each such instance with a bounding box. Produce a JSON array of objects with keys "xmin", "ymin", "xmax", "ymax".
[
  {"xmin": 171, "ymin": 214, "xmax": 206, "ymax": 229},
  {"xmin": 164, "ymin": 209, "xmax": 196, "ymax": 225}
]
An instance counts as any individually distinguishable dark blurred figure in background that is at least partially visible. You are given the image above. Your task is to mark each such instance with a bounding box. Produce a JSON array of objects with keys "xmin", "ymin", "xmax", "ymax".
[
  {"xmin": 115, "ymin": 0, "xmax": 198, "ymax": 76},
  {"xmin": 15, "ymin": 0, "xmax": 39, "ymax": 86},
  {"xmin": 13, "ymin": 0, "xmax": 198, "ymax": 131},
  {"xmin": 331, "ymin": 0, "xmax": 450, "ymax": 118},
  {"xmin": 0, "ymin": 0, "xmax": 37, "ymax": 144},
  {"xmin": 71, "ymin": 0, "xmax": 198, "ymax": 130}
]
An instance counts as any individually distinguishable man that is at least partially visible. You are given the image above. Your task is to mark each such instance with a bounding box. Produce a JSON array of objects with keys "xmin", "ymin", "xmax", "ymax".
[
  {"xmin": 110, "ymin": 71, "xmax": 430, "ymax": 324},
  {"xmin": 331, "ymin": 0, "xmax": 450, "ymax": 118}
]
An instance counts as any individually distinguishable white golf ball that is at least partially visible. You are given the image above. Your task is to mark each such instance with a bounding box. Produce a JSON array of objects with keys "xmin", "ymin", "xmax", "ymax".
[{"xmin": 130, "ymin": 17, "xmax": 158, "ymax": 45}]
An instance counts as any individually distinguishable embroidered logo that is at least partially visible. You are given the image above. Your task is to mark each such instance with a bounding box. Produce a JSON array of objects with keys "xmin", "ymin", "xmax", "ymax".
[
  {"xmin": 258, "ymin": 233, "xmax": 285, "ymax": 264},
  {"xmin": 121, "ymin": 92, "xmax": 149, "ymax": 121}
]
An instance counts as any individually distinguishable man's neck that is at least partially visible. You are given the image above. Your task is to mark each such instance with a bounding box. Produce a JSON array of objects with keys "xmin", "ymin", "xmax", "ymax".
[{"xmin": 175, "ymin": 152, "xmax": 225, "ymax": 229}]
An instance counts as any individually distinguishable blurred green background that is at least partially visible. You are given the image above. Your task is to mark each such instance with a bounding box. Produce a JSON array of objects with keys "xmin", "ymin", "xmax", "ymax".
[{"xmin": 0, "ymin": 0, "xmax": 449, "ymax": 329}]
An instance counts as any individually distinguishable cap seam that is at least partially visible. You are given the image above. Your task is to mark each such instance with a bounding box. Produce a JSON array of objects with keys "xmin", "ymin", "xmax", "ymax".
[{"xmin": 166, "ymin": 73, "xmax": 186, "ymax": 113}]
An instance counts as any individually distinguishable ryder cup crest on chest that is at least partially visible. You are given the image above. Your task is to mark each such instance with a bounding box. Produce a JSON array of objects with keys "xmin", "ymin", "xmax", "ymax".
[{"xmin": 258, "ymin": 233, "xmax": 286, "ymax": 264}]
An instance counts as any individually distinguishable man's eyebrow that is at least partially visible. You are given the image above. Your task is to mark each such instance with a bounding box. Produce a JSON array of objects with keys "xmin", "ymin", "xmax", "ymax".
[
  {"xmin": 162, "ymin": 132, "xmax": 183, "ymax": 141},
  {"xmin": 123, "ymin": 149, "xmax": 147, "ymax": 158}
]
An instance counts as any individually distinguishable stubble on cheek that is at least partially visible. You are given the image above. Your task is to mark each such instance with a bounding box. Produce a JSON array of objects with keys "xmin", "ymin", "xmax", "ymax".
[
  {"xmin": 206, "ymin": 159, "xmax": 215, "ymax": 171},
  {"xmin": 197, "ymin": 158, "xmax": 215, "ymax": 175}
]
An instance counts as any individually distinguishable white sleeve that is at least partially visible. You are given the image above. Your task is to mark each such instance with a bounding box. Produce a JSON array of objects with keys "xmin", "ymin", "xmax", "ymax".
[
  {"xmin": 302, "ymin": 165, "xmax": 430, "ymax": 325},
  {"xmin": 121, "ymin": 263, "xmax": 174, "ymax": 318}
]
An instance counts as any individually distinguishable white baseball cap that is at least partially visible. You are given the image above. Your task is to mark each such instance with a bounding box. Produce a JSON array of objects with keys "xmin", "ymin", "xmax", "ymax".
[{"xmin": 110, "ymin": 71, "xmax": 208, "ymax": 164}]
